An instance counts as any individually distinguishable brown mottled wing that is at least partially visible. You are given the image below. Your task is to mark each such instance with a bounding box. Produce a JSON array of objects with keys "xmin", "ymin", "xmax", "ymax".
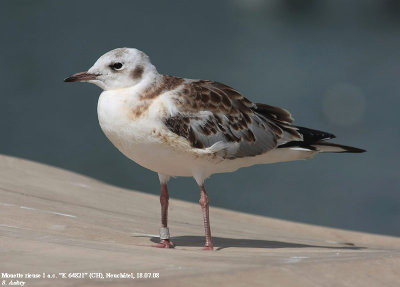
[{"xmin": 164, "ymin": 80, "xmax": 302, "ymax": 159}]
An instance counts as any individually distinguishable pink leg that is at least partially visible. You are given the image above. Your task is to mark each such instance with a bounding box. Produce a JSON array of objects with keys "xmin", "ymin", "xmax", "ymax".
[
  {"xmin": 154, "ymin": 183, "xmax": 174, "ymax": 248},
  {"xmin": 199, "ymin": 185, "xmax": 214, "ymax": 250}
]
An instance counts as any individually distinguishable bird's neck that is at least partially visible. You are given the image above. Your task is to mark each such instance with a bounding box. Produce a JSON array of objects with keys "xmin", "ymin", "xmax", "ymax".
[{"xmin": 133, "ymin": 66, "xmax": 163, "ymax": 95}]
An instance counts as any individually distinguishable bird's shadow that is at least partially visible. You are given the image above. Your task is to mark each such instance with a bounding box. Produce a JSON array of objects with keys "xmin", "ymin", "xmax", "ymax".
[{"xmin": 145, "ymin": 235, "xmax": 365, "ymax": 251}]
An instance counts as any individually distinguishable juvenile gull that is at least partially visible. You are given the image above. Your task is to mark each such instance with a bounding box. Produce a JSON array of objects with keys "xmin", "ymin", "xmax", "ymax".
[{"xmin": 64, "ymin": 48, "xmax": 365, "ymax": 250}]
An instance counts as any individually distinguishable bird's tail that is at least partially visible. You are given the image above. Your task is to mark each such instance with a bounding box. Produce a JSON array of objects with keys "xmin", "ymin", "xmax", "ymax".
[{"xmin": 312, "ymin": 142, "xmax": 366, "ymax": 153}]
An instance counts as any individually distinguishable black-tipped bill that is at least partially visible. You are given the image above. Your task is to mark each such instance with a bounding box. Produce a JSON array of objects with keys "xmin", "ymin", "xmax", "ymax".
[{"xmin": 64, "ymin": 71, "xmax": 98, "ymax": 82}]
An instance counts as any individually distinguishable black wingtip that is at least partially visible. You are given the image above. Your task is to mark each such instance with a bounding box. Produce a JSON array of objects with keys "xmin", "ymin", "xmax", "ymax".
[{"xmin": 295, "ymin": 126, "xmax": 336, "ymax": 142}]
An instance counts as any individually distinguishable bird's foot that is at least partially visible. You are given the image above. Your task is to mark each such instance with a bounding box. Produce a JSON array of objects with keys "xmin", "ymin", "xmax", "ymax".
[
  {"xmin": 154, "ymin": 239, "xmax": 174, "ymax": 248},
  {"xmin": 202, "ymin": 245, "xmax": 214, "ymax": 251}
]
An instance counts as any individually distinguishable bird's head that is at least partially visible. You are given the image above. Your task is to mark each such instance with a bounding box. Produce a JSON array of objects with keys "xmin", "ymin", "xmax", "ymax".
[{"xmin": 64, "ymin": 47, "xmax": 158, "ymax": 90}]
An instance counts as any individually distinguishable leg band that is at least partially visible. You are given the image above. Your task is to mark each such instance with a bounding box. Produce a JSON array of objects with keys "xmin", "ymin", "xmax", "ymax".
[{"xmin": 159, "ymin": 227, "xmax": 170, "ymax": 240}]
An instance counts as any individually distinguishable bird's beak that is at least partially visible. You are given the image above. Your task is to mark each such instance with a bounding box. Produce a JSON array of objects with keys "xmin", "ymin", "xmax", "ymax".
[{"xmin": 64, "ymin": 71, "xmax": 98, "ymax": 82}]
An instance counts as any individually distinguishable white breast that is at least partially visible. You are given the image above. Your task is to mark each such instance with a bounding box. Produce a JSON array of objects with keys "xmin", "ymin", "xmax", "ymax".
[{"xmin": 97, "ymin": 90, "xmax": 205, "ymax": 177}]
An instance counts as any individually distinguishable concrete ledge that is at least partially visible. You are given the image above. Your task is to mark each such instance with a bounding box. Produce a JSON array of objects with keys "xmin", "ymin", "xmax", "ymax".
[{"xmin": 0, "ymin": 154, "xmax": 399, "ymax": 286}]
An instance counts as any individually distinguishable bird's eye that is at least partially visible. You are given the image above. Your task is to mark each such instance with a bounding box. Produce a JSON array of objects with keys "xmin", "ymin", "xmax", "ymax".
[{"xmin": 110, "ymin": 62, "xmax": 123, "ymax": 70}]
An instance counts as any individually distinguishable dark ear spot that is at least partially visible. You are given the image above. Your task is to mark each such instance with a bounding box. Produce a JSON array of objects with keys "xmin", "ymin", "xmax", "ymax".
[{"xmin": 132, "ymin": 65, "xmax": 144, "ymax": 79}]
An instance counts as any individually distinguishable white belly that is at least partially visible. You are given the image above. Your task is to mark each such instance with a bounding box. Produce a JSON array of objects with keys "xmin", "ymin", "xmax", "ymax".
[{"xmin": 97, "ymin": 91, "xmax": 212, "ymax": 177}]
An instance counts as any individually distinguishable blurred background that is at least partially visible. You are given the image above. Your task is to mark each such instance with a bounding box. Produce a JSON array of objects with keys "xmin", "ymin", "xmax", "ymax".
[{"xmin": 1, "ymin": 0, "xmax": 399, "ymax": 236}]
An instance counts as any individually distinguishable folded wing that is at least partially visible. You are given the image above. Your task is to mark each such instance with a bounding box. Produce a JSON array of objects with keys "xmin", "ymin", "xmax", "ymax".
[{"xmin": 163, "ymin": 79, "xmax": 303, "ymax": 159}]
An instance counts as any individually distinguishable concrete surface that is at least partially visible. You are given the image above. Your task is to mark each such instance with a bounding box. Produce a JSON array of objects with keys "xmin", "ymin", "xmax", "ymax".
[{"xmin": 0, "ymin": 154, "xmax": 399, "ymax": 287}]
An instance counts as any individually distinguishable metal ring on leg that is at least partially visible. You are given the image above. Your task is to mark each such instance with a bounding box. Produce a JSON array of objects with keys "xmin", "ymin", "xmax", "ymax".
[{"xmin": 159, "ymin": 227, "xmax": 170, "ymax": 240}]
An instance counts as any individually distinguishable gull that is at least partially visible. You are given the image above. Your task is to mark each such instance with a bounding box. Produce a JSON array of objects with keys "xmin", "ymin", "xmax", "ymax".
[{"xmin": 64, "ymin": 48, "xmax": 365, "ymax": 250}]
